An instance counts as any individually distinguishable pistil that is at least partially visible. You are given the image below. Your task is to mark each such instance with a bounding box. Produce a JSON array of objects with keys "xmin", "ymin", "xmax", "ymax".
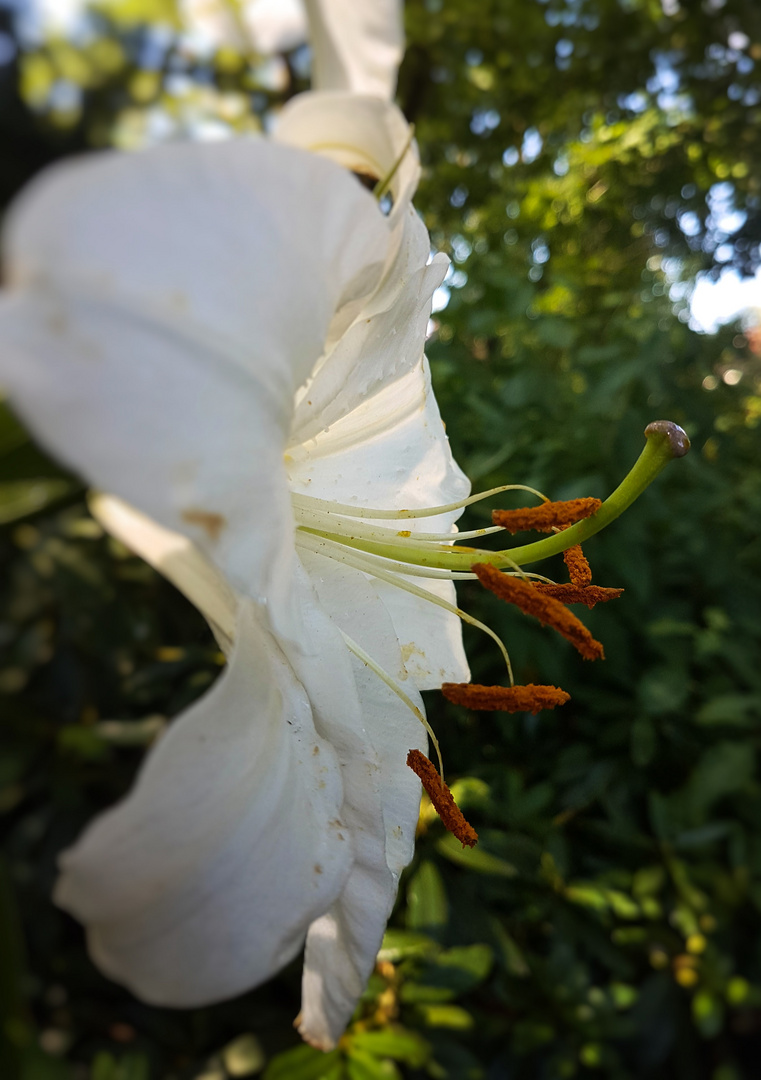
[{"xmin": 294, "ymin": 422, "xmax": 691, "ymax": 574}]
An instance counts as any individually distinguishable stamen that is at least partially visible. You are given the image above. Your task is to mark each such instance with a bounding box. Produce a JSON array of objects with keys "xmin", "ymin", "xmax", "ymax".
[
  {"xmin": 442, "ymin": 683, "xmax": 570, "ymax": 714},
  {"xmin": 532, "ymin": 583, "xmax": 624, "ymax": 608},
  {"xmin": 563, "ymin": 543, "xmax": 593, "ymax": 586},
  {"xmin": 296, "ymin": 530, "xmax": 478, "ymax": 580},
  {"xmin": 406, "ymin": 749, "xmax": 478, "ymax": 848},
  {"xmin": 340, "ymin": 631, "xmax": 444, "ymax": 776},
  {"xmin": 473, "ymin": 563, "xmax": 604, "ymax": 661},
  {"xmin": 291, "ymin": 483, "xmax": 548, "ymax": 522},
  {"xmin": 295, "ymin": 505, "xmax": 503, "ymax": 548},
  {"xmin": 492, "ymin": 497, "xmax": 602, "ymax": 534}
]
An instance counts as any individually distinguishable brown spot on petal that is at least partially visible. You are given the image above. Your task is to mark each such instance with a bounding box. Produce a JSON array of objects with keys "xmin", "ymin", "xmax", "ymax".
[{"xmin": 181, "ymin": 508, "xmax": 226, "ymax": 542}]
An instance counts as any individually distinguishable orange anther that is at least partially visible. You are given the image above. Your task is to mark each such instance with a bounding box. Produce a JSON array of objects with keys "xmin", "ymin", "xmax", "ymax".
[
  {"xmin": 563, "ymin": 543, "xmax": 593, "ymax": 586},
  {"xmin": 442, "ymin": 682, "xmax": 570, "ymax": 714},
  {"xmin": 491, "ymin": 497, "xmax": 602, "ymax": 534},
  {"xmin": 473, "ymin": 563, "xmax": 604, "ymax": 661},
  {"xmin": 407, "ymin": 749, "xmax": 478, "ymax": 848},
  {"xmin": 532, "ymin": 583, "xmax": 624, "ymax": 608}
]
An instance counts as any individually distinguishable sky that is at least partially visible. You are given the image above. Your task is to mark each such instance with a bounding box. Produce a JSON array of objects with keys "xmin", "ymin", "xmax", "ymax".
[{"xmin": 690, "ymin": 268, "xmax": 761, "ymax": 333}]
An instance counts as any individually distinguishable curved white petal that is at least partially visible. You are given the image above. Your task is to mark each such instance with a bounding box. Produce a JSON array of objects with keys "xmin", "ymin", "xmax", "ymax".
[
  {"xmin": 4, "ymin": 139, "xmax": 388, "ymax": 403},
  {"xmin": 89, "ymin": 494, "xmax": 238, "ymax": 654},
  {"xmin": 55, "ymin": 598, "xmax": 353, "ymax": 1007},
  {"xmin": 275, "ymin": 92, "xmax": 419, "ymax": 224},
  {"xmin": 373, "ymin": 576, "xmax": 470, "ymax": 690},
  {"xmin": 305, "ymin": 0, "xmax": 403, "ymax": 99},
  {"xmin": 290, "ymin": 222, "xmax": 447, "ymax": 443},
  {"xmin": 289, "ymin": 358, "xmax": 469, "ymax": 530},
  {"xmin": 292, "ymin": 553, "xmax": 425, "ymax": 1047},
  {"xmin": 0, "ymin": 139, "xmax": 391, "ymax": 635},
  {"xmin": 289, "ymin": 354, "xmax": 470, "ymax": 689}
]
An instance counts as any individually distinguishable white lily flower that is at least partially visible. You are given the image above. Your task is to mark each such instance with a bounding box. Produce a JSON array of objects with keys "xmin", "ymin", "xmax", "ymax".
[
  {"xmin": 1, "ymin": 0, "xmax": 682, "ymax": 1050},
  {"xmin": 0, "ymin": 73, "xmax": 477, "ymax": 1044}
]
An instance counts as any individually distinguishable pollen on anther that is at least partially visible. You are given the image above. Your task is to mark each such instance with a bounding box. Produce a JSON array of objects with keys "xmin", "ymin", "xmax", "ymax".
[
  {"xmin": 533, "ymin": 583, "xmax": 624, "ymax": 608},
  {"xmin": 407, "ymin": 749, "xmax": 478, "ymax": 848},
  {"xmin": 442, "ymin": 682, "xmax": 570, "ymax": 714},
  {"xmin": 563, "ymin": 543, "xmax": 593, "ymax": 586},
  {"xmin": 492, "ymin": 497, "xmax": 602, "ymax": 534},
  {"xmin": 473, "ymin": 563, "xmax": 605, "ymax": 661}
]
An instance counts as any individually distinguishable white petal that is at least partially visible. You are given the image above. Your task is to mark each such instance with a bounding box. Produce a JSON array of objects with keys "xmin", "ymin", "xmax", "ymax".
[
  {"xmin": 373, "ymin": 576, "xmax": 470, "ymax": 690},
  {"xmin": 4, "ymin": 139, "xmax": 388, "ymax": 402},
  {"xmin": 297, "ymin": 551, "xmax": 425, "ymax": 873},
  {"xmin": 305, "ymin": 0, "xmax": 403, "ymax": 99},
  {"xmin": 290, "ymin": 354, "xmax": 470, "ymax": 690},
  {"xmin": 292, "ymin": 553, "xmax": 431, "ymax": 1047},
  {"xmin": 55, "ymin": 598, "xmax": 353, "ymax": 1007},
  {"xmin": 289, "ymin": 358, "xmax": 469, "ymax": 530},
  {"xmin": 282, "ymin": 561, "xmax": 424, "ymax": 1047},
  {"xmin": 89, "ymin": 494, "xmax": 238, "ymax": 654},
  {"xmin": 0, "ymin": 139, "xmax": 390, "ymax": 631},
  {"xmin": 291, "ymin": 219, "xmax": 447, "ymax": 442},
  {"xmin": 275, "ymin": 92, "xmax": 419, "ymax": 222}
]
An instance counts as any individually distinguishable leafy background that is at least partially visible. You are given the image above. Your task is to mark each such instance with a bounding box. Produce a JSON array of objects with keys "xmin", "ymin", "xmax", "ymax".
[{"xmin": 2, "ymin": 1, "xmax": 761, "ymax": 1078}]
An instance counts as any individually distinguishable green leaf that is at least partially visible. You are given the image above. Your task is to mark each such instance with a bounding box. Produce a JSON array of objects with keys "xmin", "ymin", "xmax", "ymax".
[
  {"xmin": 399, "ymin": 983, "xmax": 456, "ymax": 1004},
  {"xmin": 349, "ymin": 1029, "xmax": 430, "ymax": 1068},
  {"xmin": 345, "ymin": 1049, "xmax": 400, "ymax": 1080},
  {"xmin": 263, "ymin": 1045, "xmax": 342, "ymax": 1080},
  {"xmin": 435, "ymin": 834, "xmax": 517, "ymax": 877},
  {"xmin": 415, "ymin": 1004, "xmax": 474, "ymax": 1030},
  {"xmin": 435, "ymin": 945, "xmax": 493, "ymax": 985},
  {"xmin": 490, "ymin": 920, "xmax": 530, "ymax": 977},
  {"xmin": 406, "ymin": 861, "xmax": 448, "ymax": 929},
  {"xmin": 695, "ymin": 694, "xmax": 761, "ymax": 727},
  {"xmin": 565, "ymin": 884, "xmax": 609, "ymax": 913},
  {"xmin": 692, "ymin": 990, "xmax": 725, "ymax": 1039},
  {"xmin": 378, "ymin": 930, "xmax": 438, "ymax": 962},
  {"xmin": 630, "ymin": 716, "xmax": 656, "ymax": 767},
  {"xmin": 0, "ymin": 479, "xmax": 74, "ymax": 524}
]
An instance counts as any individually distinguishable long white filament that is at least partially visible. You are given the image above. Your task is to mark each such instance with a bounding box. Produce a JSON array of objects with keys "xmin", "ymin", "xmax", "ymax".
[
  {"xmin": 290, "ymin": 482, "xmax": 548, "ymax": 521},
  {"xmin": 339, "ymin": 629, "xmax": 444, "ymax": 777},
  {"xmin": 298, "ymin": 533, "xmax": 479, "ymax": 580},
  {"xmin": 294, "ymin": 504, "xmax": 505, "ymax": 544},
  {"xmin": 297, "ymin": 530, "xmax": 515, "ymax": 685}
]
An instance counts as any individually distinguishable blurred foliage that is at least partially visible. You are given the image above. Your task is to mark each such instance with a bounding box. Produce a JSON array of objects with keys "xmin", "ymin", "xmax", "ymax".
[{"xmin": 1, "ymin": 0, "xmax": 761, "ymax": 1078}]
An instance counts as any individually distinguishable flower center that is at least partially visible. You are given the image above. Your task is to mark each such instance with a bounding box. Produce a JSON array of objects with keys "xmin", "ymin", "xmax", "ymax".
[{"xmin": 291, "ymin": 421, "xmax": 690, "ymax": 845}]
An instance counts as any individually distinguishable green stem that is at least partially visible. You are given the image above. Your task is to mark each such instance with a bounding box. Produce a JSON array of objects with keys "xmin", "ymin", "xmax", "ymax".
[
  {"xmin": 373, "ymin": 125, "xmax": 415, "ymax": 202},
  {"xmin": 299, "ymin": 421, "xmax": 690, "ymax": 571}
]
